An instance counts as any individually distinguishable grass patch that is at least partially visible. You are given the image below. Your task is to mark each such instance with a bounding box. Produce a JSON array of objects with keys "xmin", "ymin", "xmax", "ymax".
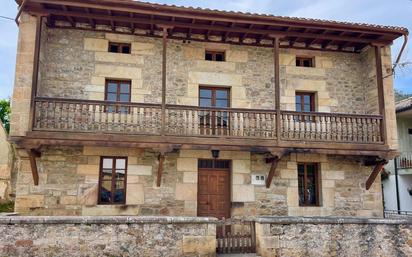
[{"xmin": 0, "ymin": 201, "xmax": 14, "ymax": 213}]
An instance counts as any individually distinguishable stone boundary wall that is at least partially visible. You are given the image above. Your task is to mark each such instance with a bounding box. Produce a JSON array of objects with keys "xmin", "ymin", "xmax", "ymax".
[
  {"xmin": 255, "ymin": 216, "xmax": 412, "ymax": 257},
  {"xmin": 0, "ymin": 216, "xmax": 217, "ymax": 257}
]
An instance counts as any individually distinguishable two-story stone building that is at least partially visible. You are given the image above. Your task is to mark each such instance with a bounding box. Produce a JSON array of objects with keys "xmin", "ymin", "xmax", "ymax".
[{"xmin": 10, "ymin": 0, "xmax": 407, "ymax": 218}]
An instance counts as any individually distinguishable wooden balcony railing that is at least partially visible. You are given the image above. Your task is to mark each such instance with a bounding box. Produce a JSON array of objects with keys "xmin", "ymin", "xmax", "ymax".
[{"xmin": 33, "ymin": 97, "xmax": 384, "ymax": 144}]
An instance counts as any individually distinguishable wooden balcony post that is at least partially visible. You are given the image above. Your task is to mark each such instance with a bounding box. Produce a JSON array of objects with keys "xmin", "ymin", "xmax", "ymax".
[
  {"xmin": 273, "ymin": 37, "xmax": 281, "ymax": 143},
  {"xmin": 29, "ymin": 15, "xmax": 44, "ymax": 131},
  {"xmin": 374, "ymin": 44, "xmax": 387, "ymax": 145},
  {"xmin": 160, "ymin": 26, "xmax": 170, "ymax": 136}
]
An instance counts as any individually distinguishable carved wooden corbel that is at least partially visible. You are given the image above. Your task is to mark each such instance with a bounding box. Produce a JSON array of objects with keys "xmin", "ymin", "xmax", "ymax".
[
  {"xmin": 26, "ymin": 148, "xmax": 41, "ymax": 186},
  {"xmin": 365, "ymin": 160, "xmax": 387, "ymax": 190}
]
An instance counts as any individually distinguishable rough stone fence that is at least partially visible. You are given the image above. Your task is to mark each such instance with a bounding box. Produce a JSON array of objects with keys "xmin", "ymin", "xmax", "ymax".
[
  {"xmin": 255, "ymin": 216, "xmax": 412, "ymax": 257},
  {"xmin": 0, "ymin": 216, "xmax": 218, "ymax": 257},
  {"xmin": 1, "ymin": 216, "xmax": 411, "ymax": 257}
]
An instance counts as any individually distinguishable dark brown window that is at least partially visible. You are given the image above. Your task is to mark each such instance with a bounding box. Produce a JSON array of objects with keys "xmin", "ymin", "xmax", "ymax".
[
  {"xmin": 298, "ymin": 163, "xmax": 320, "ymax": 206},
  {"xmin": 108, "ymin": 42, "xmax": 131, "ymax": 54},
  {"xmin": 205, "ymin": 50, "xmax": 225, "ymax": 61},
  {"xmin": 408, "ymin": 128, "xmax": 412, "ymax": 135},
  {"xmin": 296, "ymin": 57, "xmax": 314, "ymax": 67},
  {"xmin": 295, "ymin": 92, "xmax": 315, "ymax": 112},
  {"xmin": 98, "ymin": 157, "xmax": 127, "ymax": 205},
  {"xmin": 105, "ymin": 80, "xmax": 131, "ymax": 113},
  {"xmin": 199, "ymin": 86, "xmax": 230, "ymax": 135}
]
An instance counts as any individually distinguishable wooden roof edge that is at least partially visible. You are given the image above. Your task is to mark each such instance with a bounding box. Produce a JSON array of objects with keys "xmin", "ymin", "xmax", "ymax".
[{"xmin": 19, "ymin": 0, "xmax": 408, "ymax": 38}]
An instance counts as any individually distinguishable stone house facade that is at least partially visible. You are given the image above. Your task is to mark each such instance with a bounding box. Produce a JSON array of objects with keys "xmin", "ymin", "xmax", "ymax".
[{"xmin": 10, "ymin": 0, "xmax": 407, "ymax": 218}]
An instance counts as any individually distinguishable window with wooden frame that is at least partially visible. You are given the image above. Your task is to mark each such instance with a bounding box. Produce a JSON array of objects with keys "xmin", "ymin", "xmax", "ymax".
[
  {"xmin": 205, "ymin": 50, "xmax": 225, "ymax": 61},
  {"xmin": 105, "ymin": 80, "xmax": 131, "ymax": 113},
  {"xmin": 295, "ymin": 92, "xmax": 315, "ymax": 112},
  {"xmin": 199, "ymin": 86, "xmax": 230, "ymax": 135},
  {"xmin": 98, "ymin": 157, "xmax": 128, "ymax": 205},
  {"xmin": 298, "ymin": 163, "xmax": 320, "ymax": 206},
  {"xmin": 296, "ymin": 56, "xmax": 315, "ymax": 67},
  {"xmin": 108, "ymin": 42, "xmax": 131, "ymax": 54}
]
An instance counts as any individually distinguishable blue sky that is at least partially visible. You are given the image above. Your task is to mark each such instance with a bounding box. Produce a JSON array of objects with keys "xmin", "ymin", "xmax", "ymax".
[{"xmin": 0, "ymin": 0, "xmax": 411, "ymax": 99}]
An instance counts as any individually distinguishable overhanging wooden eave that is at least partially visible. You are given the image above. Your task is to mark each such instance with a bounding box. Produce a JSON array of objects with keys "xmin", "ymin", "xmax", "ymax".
[
  {"xmin": 10, "ymin": 131, "xmax": 397, "ymax": 160},
  {"xmin": 19, "ymin": 0, "xmax": 407, "ymax": 53}
]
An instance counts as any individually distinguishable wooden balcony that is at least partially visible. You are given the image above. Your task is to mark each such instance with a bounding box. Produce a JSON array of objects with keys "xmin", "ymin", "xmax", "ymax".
[{"xmin": 26, "ymin": 97, "xmax": 388, "ymax": 155}]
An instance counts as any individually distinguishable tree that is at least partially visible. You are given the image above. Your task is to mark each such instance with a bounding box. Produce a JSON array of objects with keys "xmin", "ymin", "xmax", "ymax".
[
  {"xmin": 0, "ymin": 99, "xmax": 10, "ymax": 134},
  {"xmin": 394, "ymin": 89, "xmax": 412, "ymax": 102}
]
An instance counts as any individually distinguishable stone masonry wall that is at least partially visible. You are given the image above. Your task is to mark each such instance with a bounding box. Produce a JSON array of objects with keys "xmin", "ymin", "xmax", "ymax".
[
  {"xmin": 14, "ymin": 146, "xmax": 383, "ymax": 218},
  {"xmin": 255, "ymin": 217, "xmax": 412, "ymax": 257},
  {"xmin": 178, "ymin": 150, "xmax": 383, "ymax": 218},
  {"xmin": 36, "ymin": 27, "xmax": 376, "ymax": 113},
  {"xmin": 0, "ymin": 216, "xmax": 217, "ymax": 257},
  {"xmin": 14, "ymin": 146, "xmax": 186, "ymax": 216}
]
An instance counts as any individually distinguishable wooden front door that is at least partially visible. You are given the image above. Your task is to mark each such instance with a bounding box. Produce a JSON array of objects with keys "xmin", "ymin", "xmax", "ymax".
[{"xmin": 197, "ymin": 160, "xmax": 231, "ymax": 219}]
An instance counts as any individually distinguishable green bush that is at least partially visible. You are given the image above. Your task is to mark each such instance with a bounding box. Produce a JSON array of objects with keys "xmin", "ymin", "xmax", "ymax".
[{"xmin": 0, "ymin": 201, "xmax": 14, "ymax": 213}]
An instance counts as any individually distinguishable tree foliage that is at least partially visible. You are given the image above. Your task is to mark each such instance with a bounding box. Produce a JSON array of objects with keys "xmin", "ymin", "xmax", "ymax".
[
  {"xmin": 0, "ymin": 99, "xmax": 10, "ymax": 134},
  {"xmin": 394, "ymin": 89, "xmax": 412, "ymax": 102}
]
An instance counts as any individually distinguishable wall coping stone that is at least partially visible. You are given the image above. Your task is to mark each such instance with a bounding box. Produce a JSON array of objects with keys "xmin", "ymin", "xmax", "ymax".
[
  {"xmin": 255, "ymin": 216, "xmax": 412, "ymax": 225},
  {"xmin": 0, "ymin": 216, "xmax": 218, "ymax": 225}
]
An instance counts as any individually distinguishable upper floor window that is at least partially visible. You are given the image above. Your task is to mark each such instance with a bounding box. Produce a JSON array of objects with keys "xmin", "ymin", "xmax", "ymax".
[
  {"xmin": 105, "ymin": 80, "xmax": 131, "ymax": 113},
  {"xmin": 108, "ymin": 42, "xmax": 131, "ymax": 54},
  {"xmin": 298, "ymin": 163, "xmax": 320, "ymax": 206},
  {"xmin": 296, "ymin": 56, "xmax": 314, "ymax": 67},
  {"xmin": 199, "ymin": 86, "xmax": 230, "ymax": 135},
  {"xmin": 99, "ymin": 157, "xmax": 127, "ymax": 205},
  {"xmin": 199, "ymin": 86, "xmax": 230, "ymax": 108},
  {"xmin": 295, "ymin": 92, "xmax": 315, "ymax": 112},
  {"xmin": 205, "ymin": 50, "xmax": 225, "ymax": 61}
]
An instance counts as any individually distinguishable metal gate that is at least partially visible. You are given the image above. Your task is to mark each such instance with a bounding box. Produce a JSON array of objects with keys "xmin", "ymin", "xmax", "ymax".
[{"xmin": 216, "ymin": 218, "xmax": 256, "ymax": 254}]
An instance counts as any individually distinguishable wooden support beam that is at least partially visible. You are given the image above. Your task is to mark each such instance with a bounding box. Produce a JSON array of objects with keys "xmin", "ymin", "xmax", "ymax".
[
  {"xmin": 187, "ymin": 19, "xmax": 195, "ymax": 39},
  {"xmin": 28, "ymin": 0, "xmax": 399, "ymax": 38},
  {"xmin": 272, "ymin": 37, "xmax": 281, "ymax": 143},
  {"xmin": 107, "ymin": 10, "xmax": 115, "ymax": 31},
  {"xmin": 149, "ymin": 15, "xmax": 154, "ymax": 35},
  {"xmin": 205, "ymin": 21, "xmax": 215, "ymax": 40},
  {"xmin": 169, "ymin": 17, "xmax": 176, "ymax": 36},
  {"xmin": 365, "ymin": 161, "xmax": 386, "ymax": 190},
  {"xmin": 374, "ymin": 45, "xmax": 387, "ymax": 145},
  {"xmin": 85, "ymin": 8, "xmax": 96, "ymax": 28},
  {"xmin": 266, "ymin": 156, "xmax": 280, "ymax": 188},
  {"xmin": 27, "ymin": 149, "xmax": 41, "ymax": 186},
  {"xmin": 129, "ymin": 12, "xmax": 134, "ymax": 33},
  {"xmin": 61, "ymin": 5, "xmax": 75, "ymax": 27},
  {"xmin": 160, "ymin": 27, "xmax": 168, "ymax": 136},
  {"xmin": 157, "ymin": 153, "xmax": 165, "ymax": 187}
]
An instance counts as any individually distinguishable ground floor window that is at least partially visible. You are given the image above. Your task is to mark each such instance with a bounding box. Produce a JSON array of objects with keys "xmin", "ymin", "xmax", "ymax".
[
  {"xmin": 98, "ymin": 157, "xmax": 127, "ymax": 204},
  {"xmin": 298, "ymin": 163, "xmax": 320, "ymax": 206}
]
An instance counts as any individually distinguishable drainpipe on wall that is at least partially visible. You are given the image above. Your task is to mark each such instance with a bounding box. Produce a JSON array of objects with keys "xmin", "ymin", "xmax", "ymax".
[{"xmin": 394, "ymin": 157, "xmax": 401, "ymax": 214}]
